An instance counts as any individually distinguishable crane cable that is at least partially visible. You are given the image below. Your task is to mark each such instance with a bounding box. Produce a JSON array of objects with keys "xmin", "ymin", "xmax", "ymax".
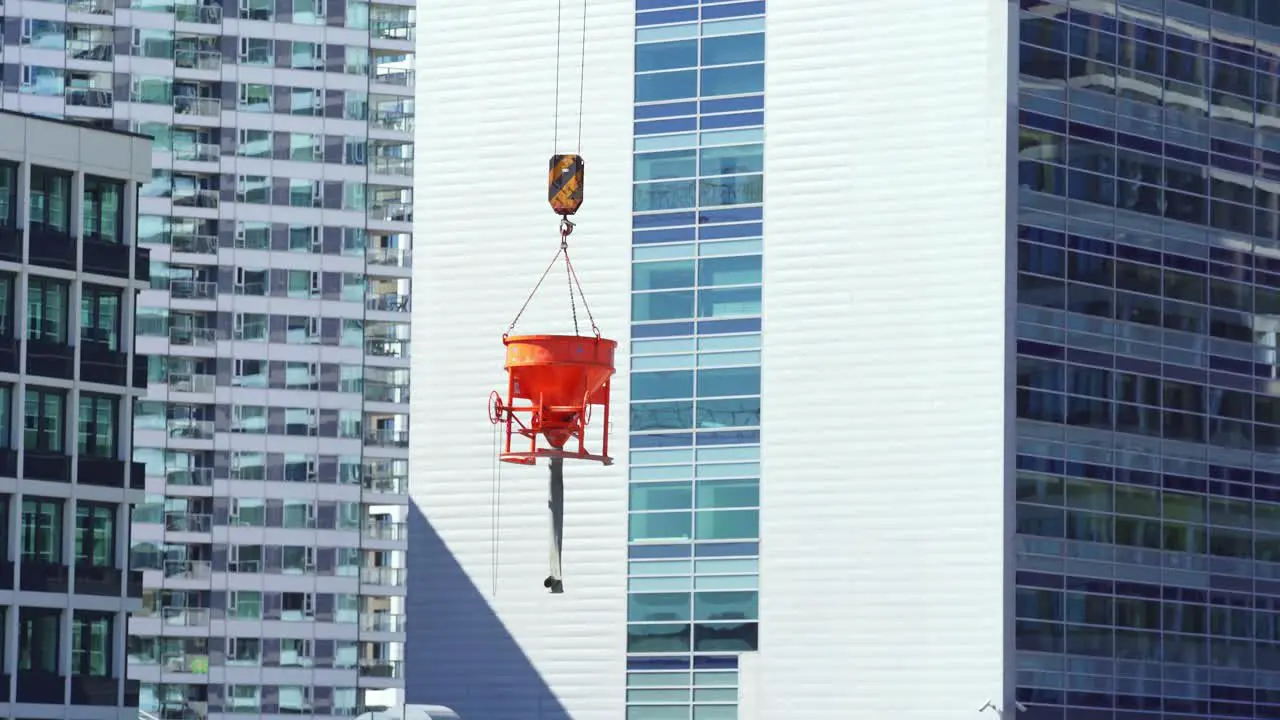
[{"xmin": 492, "ymin": 0, "xmax": 591, "ymax": 599}]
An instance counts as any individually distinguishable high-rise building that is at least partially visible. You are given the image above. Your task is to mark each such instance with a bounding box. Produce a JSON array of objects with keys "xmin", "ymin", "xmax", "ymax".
[
  {"xmin": 409, "ymin": 0, "xmax": 1280, "ymax": 719},
  {"xmin": 0, "ymin": 0, "xmax": 413, "ymax": 714},
  {"xmin": 0, "ymin": 109, "xmax": 150, "ymax": 716}
]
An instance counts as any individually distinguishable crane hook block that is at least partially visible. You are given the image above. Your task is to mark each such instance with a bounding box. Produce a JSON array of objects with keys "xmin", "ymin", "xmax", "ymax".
[{"xmin": 549, "ymin": 154, "xmax": 585, "ymax": 217}]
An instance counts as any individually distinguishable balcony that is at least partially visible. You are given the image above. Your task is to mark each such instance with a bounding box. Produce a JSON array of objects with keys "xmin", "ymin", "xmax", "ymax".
[
  {"xmin": 0, "ymin": 560, "xmax": 12, "ymax": 591},
  {"xmin": 166, "ymin": 467, "xmax": 213, "ymax": 487},
  {"xmin": 370, "ymin": 109, "xmax": 414, "ymax": 133},
  {"xmin": 20, "ymin": 560, "xmax": 70, "ymax": 593},
  {"xmin": 365, "ymin": 429, "xmax": 409, "ymax": 448},
  {"xmin": 75, "ymin": 564, "xmax": 123, "ymax": 597},
  {"xmin": 82, "ymin": 236, "xmax": 133, "ymax": 278},
  {"xmin": 0, "ymin": 226, "xmax": 21, "ymax": 262},
  {"xmin": 370, "ymin": 200, "xmax": 412, "ymax": 223},
  {"xmin": 364, "ymin": 381, "xmax": 409, "ymax": 404},
  {"xmin": 78, "ymin": 455, "xmax": 128, "ymax": 489},
  {"xmin": 124, "ymin": 679, "xmax": 140, "ymax": 709},
  {"xmin": 358, "ymin": 659, "xmax": 403, "ymax": 680},
  {"xmin": 69, "ymin": 0, "xmax": 114, "ymax": 12},
  {"xmin": 24, "ymin": 450, "xmax": 72, "ymax": 483},
  {"xmin": 127, "ymin": 569, "xmax": 144, "ymax": 597},
  {"xmin": 162, "ymin": 607, "xmax": 211, "ymax": 627},
  {"xmin": 174, "ymin": 96, "xmax": 221, "ymax": 117},
  {"xmin": 372, "ymin": 156, "xmax": 413, "ymax": 177},
  {"xmin": 173, "ymin": 189, "xmax": 219, "ymax": 209},
  {"xmin": 169, "ymin": 326, "xmax": 217, "ymax": 346},
  {"xmin": 65, "ymin": 87, "xmax": 113, "ymax": 108},
  {"xmin": 71, "ymin": 675, "xmax": 119, "ymax": 706},
  {"xmin": 26, "ymin": 338, "xmax": 75, "ymax": 380},
  {"xmin": 80, "ymin": 338, "xmax": 130, "ymax": 386},
  {"xmin": 367, "ymin": 292, "xmax": 410, "ymax": 312},
  {"xmin": 168, "ymin": 419, "xmax": 215, "ymax": 440},
  {"xmin": 163, "ymin": 559, "xmax": 212, "ymax": 581},
  {"xmin": 371, "ymin": 67, "xmax": 414, "ymax": 88},
  {"xmin": 169, "ymin": 372, "xmax": 215, "ymax": 393},
  {"xmin": 372, "ymin": 19, "xmax": 414, "ymax": 41},
  {"xmin": 360, "ymin": 566, "xmax": 405, "ymax": 586},
  {"xmin": 171, "ymin": 232, "xmax": 217, "ymax": 253},
  {"xmin": 133, "ymin": 356, "xmax": 149, "ymax": 389},
  {"xmin": 175, "ymin": 2, "xmax": 222, "ymax": 22},
  {"xmin": 363, "ymin": 522, "xmax": 406, "ymax": 541},
  {"xmin": 362, "ymin": 473, "xmax": 407, "ymax": 494},
  {"xmin": 360, "ymin": 613, "xmax": 406, "ymax": 633},
  {"xmin": 170, "ymin": 279, "xmax": 217, "ymax": 300},
  {"xmin": 175, "ymin": 48, "xmax": 221, "ymax": 71},
  {"xmin": 173, "ymin": 143, "xmax": 220, "ymax": 163},
  {"xmin": 366, "ymin": 338, "xmax": 410, "ymax": 359},
  {"xmin": 165, "ymin": 512, "xmax": 212, "ymax": 533},
  {"xmin": 0, "ymin": 448, "xmax": 15, "ymax": 478},
  {"xmin": 131, "ymin": 461, "xmax": 146, "ymax": 489},
  {"xmin": 66, "ymin": 38, "xmax": 113, "ymax": 62},
  {"xmin": 136, "ymin": 246, "xmax": 152, "ymax": 282},
  {"xmin": 16, "ymin": 671, "xmax": 65, "ymax": 704},
  {"xmin": 28, "ymin": 223, "xmax": 76, "ymax": 270},
  {"xmin": 368, "ymin": 247, "xmax": 411, "ymax": 268},
  {"xmin": 0, "ymin": 334, "xmax": 19, "ymax": 373}
]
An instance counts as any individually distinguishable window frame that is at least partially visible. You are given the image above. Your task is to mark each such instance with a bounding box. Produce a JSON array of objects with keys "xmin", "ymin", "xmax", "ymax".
[
  {"xmin": 82, "ymin": 175, "xmax": 125, "ymax": 244},
  {"xmin": 18, "ymin": 607, "xmax": 61, "ymax": 672},
  {"xmin": 71, "ymin": 610, "xmax": 114, "ymax": 677},
  {"xmin": 78, "ymin": 392, "xmax": 118, "ymax": 459},
  {"xmin": 0, "ymin": 272, "xmax": 13, "ymax": 338},
  {"xmin": 0, "ymin": 160, "xmax": 17, "ymax": 228},
  {"xmin": 21, "ymin": 496, "xmax": 63, "ymax": 564},
  {"xmin": 80, "ymin": 283, "xmax": 122, "ymax": 350},
  {"xmin": 28, "ymin": 165, "xmax": 72, "ymax": 233},
  {"xmin": 24, "ymin": 386, "xmax": 66, "ymax": 453},
  {"xmin": 26, "ymin": 275, "xmax": 69, "ymax": 343},
  {"xmin": 74, "ymin": 501, "xmax": 116, "ymax": 569}
]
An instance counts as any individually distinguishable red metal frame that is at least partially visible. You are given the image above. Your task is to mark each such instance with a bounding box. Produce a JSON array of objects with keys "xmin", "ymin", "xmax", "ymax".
[{"xmin": 492, "ymin": 375, "xmax": 612, "ymax": 466}]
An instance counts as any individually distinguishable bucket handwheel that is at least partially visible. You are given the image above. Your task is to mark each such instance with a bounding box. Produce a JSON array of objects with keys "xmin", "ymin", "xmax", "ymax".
[{"xmin": 488, "ymin": 391, "xmax": 506, "ymax": 425}]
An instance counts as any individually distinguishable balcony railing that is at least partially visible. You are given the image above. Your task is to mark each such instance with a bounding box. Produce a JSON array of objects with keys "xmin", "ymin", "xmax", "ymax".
[
  {"xmin": 175, "ymin": 48, "xmax": 221, "ymax": 70},
  {"xmin": 161, "ymin": 607, "xmax": 211, "ymax": 627},
  {"xmin": 170, "ymin": 279, "xmax": 217, "ymax": 300},
  {"xmin": 168, "ymin": 373, "xmax": 215, "ymax": 393},
  {"xmin": 166, "ymin": 467, "xmax": 213, "ymax": 487},
  {"xmin": 371, "ymin": 20, "xmax": 414, "ymax": 41},
  {"xmin": 173, "ymin": 189, "xmax": 219, "ymax": 209},
  {"xmin": 365, "ymin": 338, "xmax": 410, "ymax": 358},
  {"xmin": 362, "ymin": 474, "xmax": 408, "ymax": 494},
  {"xmin": 165, "ymin": 512, "xmax": 212, "ymax": 533},
  {"xmin": 366, "ymin": 293, "xmax": 409, "ymax": 312},
  {"xmin": 370, "ymin": 201, "xmax": 412, "ymax": 222},
  {"xmin": 371, "ymin": 67, "xmax": 414, "ymax": 87},
  {"xmin": 66, "ymin": 39, "xmax": 113, "ymax": 61},
  {"xmin": 171, "ymin": 232, "xmax": 218, "ymax": 253},
  {"xmin": 360, "ymin": 566, "xmax": 405, "ymax": 585},
  {"xmin": 359, "ymin": 613, "xmax": 406, "ymax": 633},
  {"xmin": 363, "ymin": 522, "xmax": 406, "ymax": 541},
  {"xmin": 365, "ymin": 428, "xmax": 409, "ymax": 448},
  {"xmin": 163, "ymin": 559, "xmax": 212, "ymax": 580},
  {"xmin": 174, "ymin": 96, "xmax": 221, "ymax": 117},
  {"xmin": 370, "ymin": 109, "xmax": 414, "ymax": 133},
  {"xmin": 167, "ymin": 419, "xmax": 215, "ymax": 440},
  {"xmin": 358, "ymin": 659, "xmax": 403, "ymax": 679},
  {"xmin": 367, "ymin": 247, "xmax": 412, "ymax": 268},
  {"xmin": 64, "ymin": 87, "xmax": 113, "ymax": 108},
  {"xmin": 371, "ymin": 156, "xmax": 413, "ymax": 176},
  {"xmin": 69, "ymin": 0, "xmax": 115, "ymax": 12},
  {"xmin": 364, "ymin": 381, "xmax": 409, "ymax": 404},
  {"xmin": 169, "ymin": 327, "xmax": 217, "ymax": 346},
  {"xmin": 175, "ymin": 3, "xmax": 222, "ymax": 22},
  {"xmin": 172, "ymin": 143, "xmax": 220, "ymax": 163}
]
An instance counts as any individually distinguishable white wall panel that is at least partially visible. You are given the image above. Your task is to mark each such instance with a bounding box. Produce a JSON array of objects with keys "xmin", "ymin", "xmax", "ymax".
[
  {"xmin": 408, "ymin": 1, "xmax": 633, "ymax": 718},
  {"xmin": 757, "ymin": 1, "xmax": 1015, "ymax": 718}
]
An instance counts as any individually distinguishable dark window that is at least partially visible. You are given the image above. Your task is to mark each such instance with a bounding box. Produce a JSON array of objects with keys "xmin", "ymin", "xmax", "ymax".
[
  {"xmin": 24, "ymin": 386, "xmax": 65, "ymax": 452},
  {"xmin": 21, "ymin": 496, "xmax": 63, "ymax": 563},
  {"xmin": 75, "ymin": 502, "xmax": 115, "ymax": 569},
  {"xmin": 0, "ymin": 272, "xmax": 13, "ymax": 337},
  {"xmin": 0, "ymin": 161, "xmax": 16, "ymax": 227},
  {"xmin": 72, "ymin": 611, "xmax": 113, "ymax": 677},
  {"xmin": 80, "ymin": 284, "xmax": 122, "ymax": 350},
  {"xmin": 0, "ymin": 385, "xmax": 11, "ymax": 449},
  {"xmin": 18, "ymin": 608, "xmax": 60, "ymax": 673},
  {"xmin": 29, "ymin": 165, "xmax": 72, "ymax": 233},
  {"xmin": 26, "ymin": 276, "xmax": 68, "ymax": 343},
  {"xmin": 77, "ymin": 393, "xmax": 117, "ymax": 458},
  {"xmin": 82, "ymin": 176, "xmax": 125, "ymax": 244}
]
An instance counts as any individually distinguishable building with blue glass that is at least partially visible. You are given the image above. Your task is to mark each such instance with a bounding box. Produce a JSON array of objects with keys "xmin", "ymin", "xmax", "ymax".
[{"xmin": 407, "ymin": 0, "xmax": 1280, "ymax": 719}]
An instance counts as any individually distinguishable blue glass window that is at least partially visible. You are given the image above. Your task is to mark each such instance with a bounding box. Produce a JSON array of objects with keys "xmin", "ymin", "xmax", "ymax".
[
  {"xmin": 699, "ymin": 175, "xmax": 762, "ymax": 207},
  {"xmin": 633, "ymin": 370, "xmax": 694, "ymax": 401},
  {"xmin": 698, "ymin": 286, "xmax": 761, "ymax": 318},
  {"xmin": 634, "ymin": 180, "xmax": 697, "ymax": 212},
  {"xmin": 700, "ymin": 144, "xmax": 763, "ymax": 175},
  {"xmin": 633, "ymin": 290, "xmax": 695, "ymax": 321},
  {"xmin": 700, "ymin": 64, "xmax": 764, "ymax": 97},
  {"xmin": 629, "ymin": 592, "xmax": 691, "ymax": 623},
  {"xmin": 694, "ymin": 509, "xmax": 758, "ymax": 540},
  {"xmin": 697, "ymin": 367, "xmax": 759, "ymax": 397},
  {"xmin": 634, "ymin": 260, "xmax": 695, "ymax": 290},
  {"xmin": 696, "ymin": 478, "xmax": 758, "ymax": 508},
  {"xmin": 630, "ymin": 511, "xmax": 693, "ymax": 542},
  {"xmin": 699, "ymin": 255, "xmax": 761, "ymax": 286},
  {"xmin": 636, "ymin": 70, "xmax": 698, "ymax": 103},
  {"xmin": 632, "ymin": 400, "xmax": 695, "ymax": 431},
  {"xmin": 636, "ymin": 40, "xmax": 698, "ymax": 72},
  {"xmin": 635, "ymin": 150, "xmax": 697, "ymax": 181},
  {"xmin": 697, "ymin": 397, "xmax": 759, "ymax": 429},
  {"xmin": 693, "ymin": 591, "xmax": 757, "ymax": 621},
  {"xmin": 630, "ymin": 482, "xmax": 693, "ymax": 511},
  {"xmin": 701, "ymin": 33, "xmax": 764, "ymax": 66}
]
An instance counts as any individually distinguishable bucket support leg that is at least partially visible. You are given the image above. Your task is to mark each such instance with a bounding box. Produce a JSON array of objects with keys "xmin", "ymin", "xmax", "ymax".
[{"xmin": 544, "ymin": 456, "xmax": 565, "ymax": 594}]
